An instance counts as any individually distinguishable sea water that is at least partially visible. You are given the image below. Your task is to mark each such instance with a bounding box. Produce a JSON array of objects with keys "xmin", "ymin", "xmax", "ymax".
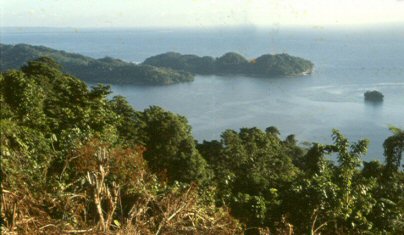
[{"xmin": 2, "ymin": 26, "xmax": 403, "ymax": 161}]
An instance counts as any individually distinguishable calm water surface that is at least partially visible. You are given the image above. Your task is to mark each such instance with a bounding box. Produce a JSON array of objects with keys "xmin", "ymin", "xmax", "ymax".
[{"xmin": 2, "ymin": 26, "xmax": 404, "ymax": 160}]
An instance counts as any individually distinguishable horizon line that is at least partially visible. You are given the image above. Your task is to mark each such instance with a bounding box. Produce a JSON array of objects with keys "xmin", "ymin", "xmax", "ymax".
[{"xmin": 1, "ymin": 21, "xmax": 404, "ymax": 30}]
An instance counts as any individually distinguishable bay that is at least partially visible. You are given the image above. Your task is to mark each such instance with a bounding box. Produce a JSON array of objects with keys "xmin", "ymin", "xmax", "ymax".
[{"xmin": 2, "ymin": 26, "xmax": 403, "ymax": 160}]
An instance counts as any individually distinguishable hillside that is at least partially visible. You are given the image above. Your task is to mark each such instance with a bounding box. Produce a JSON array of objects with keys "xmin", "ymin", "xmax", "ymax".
[
  {"xmin": 0, "ymin": 43, "xmax": 194, "ymax": 85},
  {"xmin": 1, "ymin": 58, "xmax": 403, "ymax": 234},
  {"xmin": 1, "ymin": 44, "xmax": 314, "ymax": 86},
  {"xmin": 143, "ymin": 51, "xmax": 314, "ymax": 77}
]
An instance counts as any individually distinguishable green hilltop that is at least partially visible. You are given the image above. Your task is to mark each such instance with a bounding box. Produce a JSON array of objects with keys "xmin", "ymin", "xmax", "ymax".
[
  {"xmin": 143, "ymin": 51, "xmax": 314, "ymax": 77},
  {"xmin": 0, "ymin": 43, "xmax": 194, "ymax": 85},
  {"xmin": 1, "ymin": 44, "xmax": 314, "ymax": 87}
]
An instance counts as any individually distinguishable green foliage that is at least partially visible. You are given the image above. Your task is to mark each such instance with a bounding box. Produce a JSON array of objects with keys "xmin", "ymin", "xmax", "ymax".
[
  {"xmin": 283, "ymin": 130, "xmax": 400, "ymax": 234},
  {"xmin": 215, "ymin": 52, "xmax": 249, "ymax": 74},
  {"xmin": 144, "ymin": 51, "xmax": 314, "ymax": 77},
  {"xmin": 1, "ymin": 120, "xmax": 52, "ymax": 192},
  {"xmin": 364, "ymin": 90, "xmax": 384, "ymax": 102},
  {"xmin": 21, "ymin": 56, "xmax": 63, "ymax": 77},
  {"xmin": 1, "ymin": 70, "xmax": 46, "ymax": 128},
  {"xmin": 231, "ymin": 193, "xmax": 268, "ymax": 227},
  {"xmin": 0, "ymin": 58, "xmax": 239, "ymax": 234},
  {"xmin": 108, "ymin": 95, "xmax": 143, "ymax": 146},
  {"xmin": 383, "ymin": 127, "xmax": 404, "ymax": 174},
  {"xmin": 1, "ymin": 43, "xmax": 314, "ymax": 86},
  {"xmin": 251, "ymin": 53, "xmax": 314, "ymax": 76},
  {"xmin": 0, "ymin": 43, "xmax": 194, "ymax": 85},
  {"xmin": 198, "ymin": 127, "xmax": 299, "ymax": 230},
  {"xmin": 1, "ymin": 58, "xmax": 402, "ymax": 234},
  {"xmin": 364, "ymin": 127, "xmax": 404, "ymax": 234},
  {"xmin": 141, "ymin": 106, "xmax": 211, "ymax": 184},
  {"xmin": 139, "ymin": 52, "xmax": 216, "ymax": 74}
]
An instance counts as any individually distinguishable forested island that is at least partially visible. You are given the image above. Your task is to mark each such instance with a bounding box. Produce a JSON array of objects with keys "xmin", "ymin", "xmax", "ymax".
[
  {"xmin": 365, "ymin": 90, "xmax": 384, "ymax": 102},
  {"xmin": 0, "ymin": 44, "xmax": 314, "ymax": 86},
  {"xmin": 143, "ymin": 52, "xmax": 314, "ymax": 77},
  {"xmin": 0, "ymin": 43, "xmax": 193, "ymax": 85},
  {"xmin": 1, "ymin": 58, "xmax": 403, "ymax": 234}
]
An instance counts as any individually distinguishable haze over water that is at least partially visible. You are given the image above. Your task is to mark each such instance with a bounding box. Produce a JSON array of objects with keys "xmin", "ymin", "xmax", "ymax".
[{"xmin": 2, "ymin": 26, "xmax": 404, "ymax": 161}]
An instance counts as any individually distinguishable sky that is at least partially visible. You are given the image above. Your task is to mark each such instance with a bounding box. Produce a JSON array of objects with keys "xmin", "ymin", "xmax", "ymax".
[{"xmin": 1, "ymin": 0, "xmax": 404, "ymax": 28}]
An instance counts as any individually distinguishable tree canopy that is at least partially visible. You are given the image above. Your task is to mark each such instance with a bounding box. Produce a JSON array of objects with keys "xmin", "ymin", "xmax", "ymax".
[{"xmin": 1, "ymin": 59, "xmax": 402, "ymax": 234}]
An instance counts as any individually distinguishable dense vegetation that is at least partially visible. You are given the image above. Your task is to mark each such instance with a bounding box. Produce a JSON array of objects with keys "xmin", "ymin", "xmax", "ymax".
[
  {"xmin": 0, "ymin": 44, "xmax": 194, "ymax": 85},
  {"xmin": 365, "ymin": 90, "xmax": 384, "ymax": 102},
  {"xmin": 1, "ymin": 59, "xmax": 403, "ymax": 234},
  {"xmin": 0, "ymin": 43, "xmax": 314, "ymax": 87},
  {"xmin": 143, "ymin": 52, "xmax": 314, "ymax": 77}
]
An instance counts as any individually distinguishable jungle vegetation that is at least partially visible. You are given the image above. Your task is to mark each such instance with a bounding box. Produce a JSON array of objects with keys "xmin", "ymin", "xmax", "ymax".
[{"xmin": 1, "ymin": 58, "xmax": 402, "ymax": 234}]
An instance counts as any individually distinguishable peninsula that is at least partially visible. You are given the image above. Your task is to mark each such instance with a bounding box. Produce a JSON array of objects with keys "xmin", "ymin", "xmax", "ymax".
[
  {"xmin": 0, "ymin": 44, "xmax": 193, "ymax": 85},
  {"xmin": 1, "ymin": 44, "xmax": 314, "ymax": 85}
]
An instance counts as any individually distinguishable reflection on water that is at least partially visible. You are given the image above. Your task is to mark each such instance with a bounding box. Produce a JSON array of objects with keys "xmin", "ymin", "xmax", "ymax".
[{"xmin": 364, "ymin": 100, "xmax": 384, "ymax": 107}]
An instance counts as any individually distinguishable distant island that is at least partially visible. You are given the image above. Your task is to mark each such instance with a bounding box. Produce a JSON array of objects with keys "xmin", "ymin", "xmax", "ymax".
[
  {"xmin": 1, "ymin": 44, "xmax": 314, "ymax": 85},
  {"xmin": 0, "ymin": 44, "xmax": 193, "ymax": 85},
  {"xmin": 364, "ymin": 90, "xmax": 384, "ymax": 102},
  {"xmin": 143, "ymin": 52, "xmax": 314, "ymax": 77}
]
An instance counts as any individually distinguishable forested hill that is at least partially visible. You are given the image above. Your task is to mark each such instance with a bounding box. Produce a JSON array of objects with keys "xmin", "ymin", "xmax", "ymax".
[
  {"xmin": 0, "ymin": 43, "xmax": 194, "ymax": 85},
  {"xmin": 1, "ymin": 58, "xmax": 403, "ymax": 234},
  {"xmin": 1, "ymin": 44, "xmax": 314, "ymax": 87},
  {"xmin": 143, "ymin": 51, "xmax": 314, "ymax": 77}
]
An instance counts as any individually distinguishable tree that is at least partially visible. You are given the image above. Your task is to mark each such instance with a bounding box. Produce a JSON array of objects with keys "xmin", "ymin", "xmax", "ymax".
[
  {"xmin": 199, "ymin": 127, "xmax": 298, "ymax": 231},
  {"xmin": 383, "ymin": 127, "xmax": 404, "ymax": 174},
  {"xmin": 285, "ymin": 142, "xmax": 337, "ymax": 234},
  {"xmin": 141, "ymin": 106, "xmax": 210, "ymax": 184},
  {"xmin": 1, "ymin": 70, "xmax": 46, "ymax": 129},
  {"xmin": 108, "ymin": 95, "xmax": 143, "ymax": 146},
  {"xmin": 366, "ymin": 127, "xmax": 404, "ymax": 233},
  {"xmin": 285, "ymin": 130, "xmax": 372, "ymax": 234},
  {"xmin": 330, "ymin": 129, "xmax": 372, "ymax": 233},
  {"xmin": 1, "ymin": 59, "xmax": 240, "ymax": 234},
  {"xmin": 21, "ymin": 56, "xmax": 63, "ymax": 78},
  {"xmin": 265, "ymin": 126, "xmax": 280, "ymax": 136}
]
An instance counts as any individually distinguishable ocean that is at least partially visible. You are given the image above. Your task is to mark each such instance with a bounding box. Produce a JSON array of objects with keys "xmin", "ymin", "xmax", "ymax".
[{"xmin": 2, "ymin": 26, "xmax": 404, "ymax": 161}]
